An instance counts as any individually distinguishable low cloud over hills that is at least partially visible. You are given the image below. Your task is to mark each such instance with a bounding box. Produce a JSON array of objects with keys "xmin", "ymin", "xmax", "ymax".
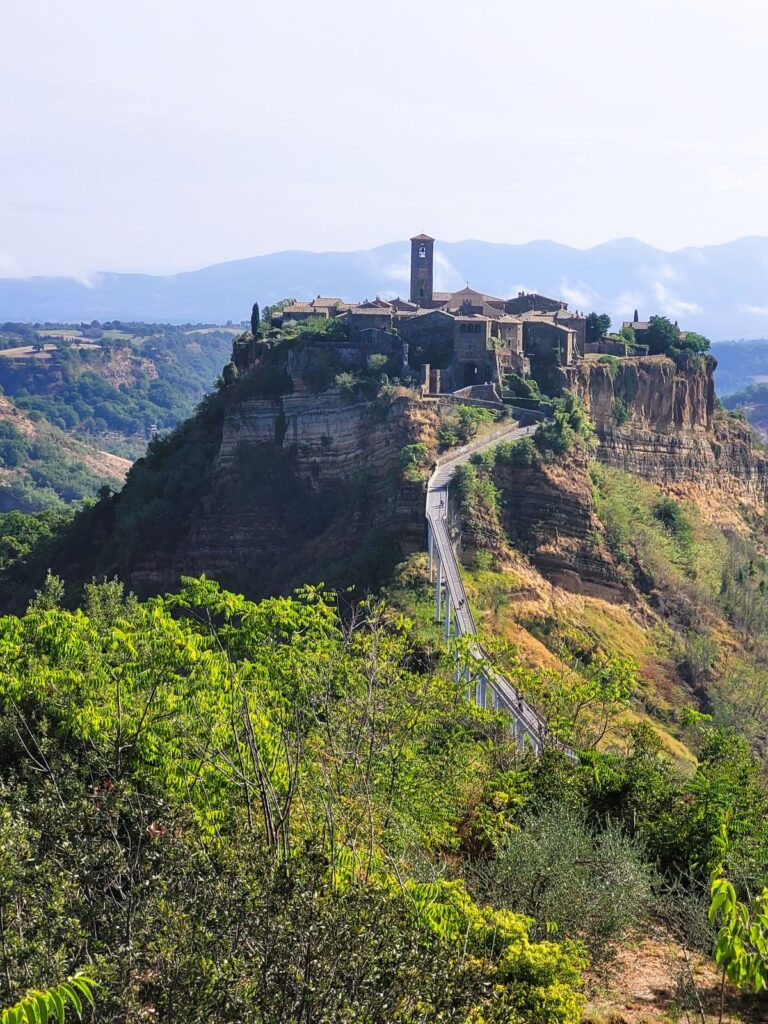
[{"xmin": 3, "ymin": 236, "xmax": 768, "ymax": 339}]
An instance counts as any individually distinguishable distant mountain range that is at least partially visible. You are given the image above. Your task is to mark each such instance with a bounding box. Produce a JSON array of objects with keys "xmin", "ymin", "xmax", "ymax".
[{"xmin": 3, "ymin": 236, "xmax": 768, "ymax": 340}]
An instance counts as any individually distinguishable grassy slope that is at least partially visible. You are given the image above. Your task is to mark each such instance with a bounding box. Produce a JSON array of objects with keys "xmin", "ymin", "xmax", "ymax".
[
  {"xmin": 389, "ymin": 453, "xmax": 768, "ymax": 766},
  {"xmin": 0, "ymin": 394, "xmax": 130, "ymax": 511}
]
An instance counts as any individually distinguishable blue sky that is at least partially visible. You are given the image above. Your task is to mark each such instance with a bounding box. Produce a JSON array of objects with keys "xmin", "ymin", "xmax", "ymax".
[{"xmin": 2, "ymin": 0, "xmax": 768, "ymax": 277}]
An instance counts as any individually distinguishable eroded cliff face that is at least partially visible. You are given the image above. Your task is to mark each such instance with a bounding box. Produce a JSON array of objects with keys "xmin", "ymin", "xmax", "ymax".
[
  {"xmin": 131, "ymin": 387, "xmax": 432, "ymax": 595},
  {"xmin": 492, "ymin": 451, "xmax": 633, "ymax": 602},
  {"xmin": 565, "ymin": 355, "xmax": 768, "ymax": 506}
]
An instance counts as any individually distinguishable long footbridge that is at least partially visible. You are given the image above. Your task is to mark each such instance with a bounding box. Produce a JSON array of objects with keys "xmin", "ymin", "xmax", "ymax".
[{"xmin": 425, "ymin": 417, "xmax": 576, "ymax": 759}]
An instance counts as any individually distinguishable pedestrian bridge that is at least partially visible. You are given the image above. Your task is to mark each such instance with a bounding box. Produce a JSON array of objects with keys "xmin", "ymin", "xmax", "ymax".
[{"xmin": 425, "ymin": 419, "xmax": 577, "ymax": 760}]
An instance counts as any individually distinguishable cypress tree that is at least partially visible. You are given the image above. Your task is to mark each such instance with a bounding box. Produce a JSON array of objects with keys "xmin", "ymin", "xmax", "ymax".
[{"xmin": 251, "ymin": 302, "xmax": 260, "ymax": 337}]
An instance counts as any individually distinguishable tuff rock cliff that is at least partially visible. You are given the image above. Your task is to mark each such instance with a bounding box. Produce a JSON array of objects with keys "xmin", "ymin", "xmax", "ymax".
[
  {"xmin": 11, "ymin": 344, "xmax": 768, "ymax": 612},
  {"xmin": 564, "ymin": 354, "xmax": 768, "ymax": 507},
  {"xmin": 129, "ymin": 385, "xmax": 432, "ymax": 595}
]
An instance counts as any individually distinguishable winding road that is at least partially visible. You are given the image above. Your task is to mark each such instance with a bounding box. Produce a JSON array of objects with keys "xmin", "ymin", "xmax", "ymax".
[{"xmin": 425, "ymin": 415, "xmax": 576, "ymax": 758}]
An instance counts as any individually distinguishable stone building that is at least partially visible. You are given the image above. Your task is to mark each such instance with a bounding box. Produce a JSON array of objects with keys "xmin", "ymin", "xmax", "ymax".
[
  {"xmin": 410, "ymin": 234, "xmax": 435, "ymax": 306},
  {"xmin": 344, "ymin": 306, "xmax": 394, "ymax": 340},
  {"xmin": 271, "ymin": 234, "xmax": 590, "ymax": 396},
  {"xmin": 621, "ymin": 311, "xmax": 651, "ymax": 342},
  {"xmin": 505, "ymin": 291, "xmax": 566, "ymax": 315}
]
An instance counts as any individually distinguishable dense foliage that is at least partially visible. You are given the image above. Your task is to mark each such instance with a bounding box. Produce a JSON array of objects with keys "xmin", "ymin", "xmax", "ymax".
[
  {"xmin": 2, "ymin": 576, "xmax": 767, "ymax": 1019},
  {"xmin": 0, "ymin": 578, "xmax": 591, "ymax": 1023},
  {"xmin": 0, "ymin": 417, "xmax": 122, "ymax": 510},
  {"xmin": 0, "ymin": 322, "xmax": 235, "ymax": 457},
  {"xmin": 585, "ymin": 312, "xmax": 611, "ymax": 343},
  {"xmin": 644, "ymin": 315, "xmax": 711, "ymax": 358}
]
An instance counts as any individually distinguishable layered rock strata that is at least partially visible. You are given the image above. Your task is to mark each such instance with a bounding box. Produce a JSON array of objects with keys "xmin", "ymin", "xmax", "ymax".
[{"xmin": 565, "ymin": 355, "xmax": 768, "ymax": 505}]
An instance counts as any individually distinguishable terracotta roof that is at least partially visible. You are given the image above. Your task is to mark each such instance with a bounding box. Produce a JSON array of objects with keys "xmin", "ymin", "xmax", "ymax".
[
  {"xmin": 411, "ymin": 233, "xmax": 434, "ymax": 241},
  {"xmin": 454, "ymin": 314, "xmax": 490, "ymax": 323},
  {"xmin": 348, "ymin": 306, "xmax": 394, "ymax": 316},
  {"xmin": 312, "ymin": 296, "xmax": 344, "ymax": 307},
  {"xmin": 284, "ymin": 303, "xmax": 319, "ymax": 314},
  {"xmin": 623, "ymin": 320, "xmax": 650, "ymax": 330},
  {"xmin": 432, "ymin": 292, "xmax": 452, "ymax": 302},
  {"xmin": 449, "ymin": 286, "xmax": 504, "ymax": 303}
]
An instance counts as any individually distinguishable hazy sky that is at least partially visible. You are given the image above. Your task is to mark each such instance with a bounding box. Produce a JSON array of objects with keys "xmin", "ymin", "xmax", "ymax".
[{"xmin": 2, "ymin": 0, "xmax": 768, "ymax": 277}]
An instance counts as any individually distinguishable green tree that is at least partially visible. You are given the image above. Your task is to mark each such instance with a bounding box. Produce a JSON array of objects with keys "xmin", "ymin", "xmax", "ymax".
[
  {"xmin": 1, "ymin": 974, "xmax": 96, "ymax": 1024},
  {"xmin": 710, "ymin": 865, "xmax": 768, "ymax": 999},
  {"xmin": 250, "ymin": 302, "xmax": 260, "ymax": 337},
  {"xmin": 535, "ymin": 393, "xmax": 594, "ymax": 459},
  {"xmin": 645, "ymin": 315, "xmax": 681, "ymax": 355},
  {"xmin": 618, "ymin": 323, "xmax": 636, "ymax": 345},
  {"xmin": 678, "ymin": 329, "xmax": 711, "ymax": 355},
  {"xmin": 586, "ymin": 312, "xmax": 611, "ymax": 343},
  {"xmin": 221, "ymin": 361, "xmax": 239, "ymax": 387}
]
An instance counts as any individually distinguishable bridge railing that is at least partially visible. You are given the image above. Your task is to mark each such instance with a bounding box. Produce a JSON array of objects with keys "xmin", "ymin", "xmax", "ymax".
[{"xmin": 426, "ymin": 438, "xmax": 577, "ymax": 763}]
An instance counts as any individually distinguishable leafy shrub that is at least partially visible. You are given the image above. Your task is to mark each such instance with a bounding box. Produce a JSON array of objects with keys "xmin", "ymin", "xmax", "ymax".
[
  {"xmin": 474, "ymin": 805, "xmax": 654, "ymax": 953},
  {"xmin": 503, "ymin": 373, "xmax": 540, "ymax": 400},
  {"xmin": 612, "ymin": 397, "xmax": 630, "ymax": 424},
  {"xmin": 437, "ymin": 425, "xmax": 460, "ymax": 450},
  {"xmin": 598, "ymin": 354, "xmax": 620, "ymax": 378},
  {"xmin": 453, "ymin": 462, "xmax": 500, "ymax": 526},
  {"xmin": 653, "ymin": 496, "xmax": 691, "ymax": 541},
  {"xmin": 495, "ymin": 436, "xmax": 537, "ymax": 468},
  {"xmin": 456, "ymin": 404, "xmax": 495, "ymax": 442},
  {"xmin": 400, "ymin": 443, "xmax": 430, "ymax": 480},
  {"xmin": 334, "ymin": 371, "xmax": 361, "ymax": 396},
  {"xmin": 534, "ymin": 393, "xmax": 594, "ymax": 460}
]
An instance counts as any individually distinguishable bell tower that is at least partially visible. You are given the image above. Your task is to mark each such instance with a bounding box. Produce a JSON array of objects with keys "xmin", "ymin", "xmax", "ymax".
[{"xmin": 410, "ymin": 233, "xmax": 434, "ymax": 306}]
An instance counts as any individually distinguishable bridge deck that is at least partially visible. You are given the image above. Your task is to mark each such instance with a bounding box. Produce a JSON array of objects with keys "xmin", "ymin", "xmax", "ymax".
[{"xmin": 425, "ymin": 419, "xmax": 576, "ymax": 760}]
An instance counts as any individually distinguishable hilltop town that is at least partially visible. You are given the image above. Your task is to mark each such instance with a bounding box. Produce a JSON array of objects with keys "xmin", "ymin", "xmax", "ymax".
[{"xmin": 269, "ymin": 233, "xmax": 701, "ymax": 402}]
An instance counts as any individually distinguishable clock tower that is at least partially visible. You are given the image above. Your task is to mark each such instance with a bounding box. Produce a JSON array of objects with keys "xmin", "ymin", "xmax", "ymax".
[{"xmin": 410, "ymin": 233, "xmax": 434, "ymax": 306}]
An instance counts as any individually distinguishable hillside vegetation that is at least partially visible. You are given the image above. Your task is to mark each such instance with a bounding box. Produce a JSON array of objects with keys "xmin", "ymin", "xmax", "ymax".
[
  {"xmin": 1, "ymin": 576, "xmax": 766, "ymax": 1022},
  {"xmin": 2, "ymin": 340, "xmax": 768, "ymax": 1019},
  {"xmin": 0, "ymin": 394, "xmax": 129, "ymax": 511},
  {"xmin": 0, "ymin": 321, "xmax": 237, "ymax": 458}
]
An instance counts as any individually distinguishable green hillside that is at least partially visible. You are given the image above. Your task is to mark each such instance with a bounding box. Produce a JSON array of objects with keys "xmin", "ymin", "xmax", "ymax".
[
  {"xmin": 2, "ymin": 340, "xmax": 768, "ymax": 1022},
  {"xmin": 0, "ymin": 394, "xmax": 129, "ymax": 512},
  {"xmin": 0, "ymin": 321, "xmax": 238, "ymax": 458}
]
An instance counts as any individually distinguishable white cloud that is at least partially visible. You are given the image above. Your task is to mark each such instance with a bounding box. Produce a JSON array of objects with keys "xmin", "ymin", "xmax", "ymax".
[
  {"xmin": 652, "ymin": 281, "xmax": 701, "ymax": 317},
  {"xmin": 742, "ymin": 303, "xmax": 768, "ymax": 316},
  {"xmin": 433, "ymin": 253, "xmax": 464, "ymax": 292},
  {"xmin": 559, "ymin": 280, "xmax": 599, "ymax": 310}
]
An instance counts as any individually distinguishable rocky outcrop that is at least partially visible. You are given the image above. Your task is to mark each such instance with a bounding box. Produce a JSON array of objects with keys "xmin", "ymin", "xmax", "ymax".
[
  {"xmin": 494, "ymin": 451, "xmax": 633, "ymax": 602},
  {"xmin": 130, "ymin": 387, "xmax": 432, "ymax": 595},
  {"xmin": 565, "ymin": 355, "xmax": 768, "ymax": 506}
]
